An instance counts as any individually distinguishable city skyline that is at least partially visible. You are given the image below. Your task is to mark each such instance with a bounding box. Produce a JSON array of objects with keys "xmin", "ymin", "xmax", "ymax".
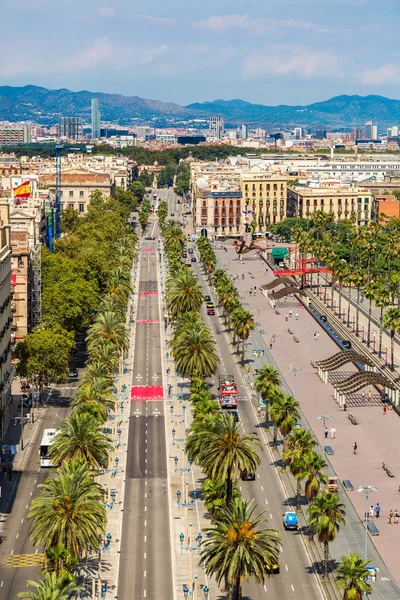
[{"xmin": 1, "ymin": 0, "xmax": 400, "ymax": 105}]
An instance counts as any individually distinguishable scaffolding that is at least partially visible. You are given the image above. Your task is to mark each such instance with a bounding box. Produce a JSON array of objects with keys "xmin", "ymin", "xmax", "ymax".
[{"xmin": 30, "ymin": 244, "xmax": 42, "ymax": 330}]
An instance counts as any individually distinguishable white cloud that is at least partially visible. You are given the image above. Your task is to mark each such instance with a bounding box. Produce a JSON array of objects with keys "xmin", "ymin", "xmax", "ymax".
[
  {"xmin": 361, "ymin": 65, "xmax": 400, "ymax": 85},
  {"xmin": 139, "ymin": 15, "xmax": 177, "ymax": 25},
  {"xmin": 242, "ymin": 45, "xmax": 340, "ymax": 80},
  {"xmin": 194, "ymin": 14, "xmax": 340, "ymax": 34},
  {"xmin": 65, "ymin": 37, "xmax": 114, "ymax": 70},
  {"xmin": 99, "ymin": 7, "xmax": 115, "ymax": 17},
  {"xmin": 141, "ymin": 44, "xmax": 169, "ymax": 65}
]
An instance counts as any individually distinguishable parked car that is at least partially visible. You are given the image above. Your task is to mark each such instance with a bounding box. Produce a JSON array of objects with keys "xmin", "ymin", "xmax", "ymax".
[
  {"xmin": 205, "ymin": 295, "xmax": 211, "ymax": 302},
  {"xmin": 320, "ymin": 314, "xmax": 327, "ymax": 322},
  {"xmin": 283, "ymin": 511, "xmax": 299, "ymax": 530},
  {"xmin": 265, "ymin": 563, "xmax": 280, "ymax": 575},
  {"xmin": 188, "ymin": 247, "xmax": 194, "ymax": 254},
  {"xmin": 240, "ymin": 469, "xmax": 256, "ymax": 481},
  {"xmin": 342, "ymin": 340, "xmax": 352, "ymax": 349}
]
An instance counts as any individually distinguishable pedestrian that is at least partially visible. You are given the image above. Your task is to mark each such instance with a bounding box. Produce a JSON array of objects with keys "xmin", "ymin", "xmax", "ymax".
[
  {"xmin": 388, "ymin": 509, "xmax": 394, "ymax": 524},
  {"xmin": 395, "ymin": 510, "xmax": 399, "ymax": 524},
  {"xmin": 361, "ymin": 391, "xmax": 365, "ymax": 400},
  {"xmin": 330, "ymin": 427, "xmax": 336, "ymax": 439},
  {"xmin": 375, "ymin": 503, "xmax": 381, "ymax": 518},
  {"xmin": 285, "ymin": 314, "xmax": 288, "ymax": 321},
  {"xmin": 368, "ymin": 391, "xmax": 372, "ymax": 401},
  {"xmin": 314, "ymin": 332, "xmax": 317, "ymax": 340},
  {"xmin": 249, "ymin": 289, "xmax": 252, "ymax": 296},
  {"xmin": 254, "ymin": 286, "xmax": 257, "ymax": 291},
  {"xmin": 369, "ymin": 505, "xmax": 375, "ymax": 518},
  {"xmin": 324, "ymin": 427, "xmax": 328, "ymax": 439},
  {"xmin": 353, "ymin": 441, "xmax": 358, "ymax": 454},
  {"xmin": 289, "ymin": 309, "xmax": 292, "ymax": 317},
  {"xmin": 295, "ymin": 313, "xmax": 298, "ymax": 320},
  {"xmin": 383, "ymin": 405, "xmax": 387, "ymax": 415},
  {"xmin": 316, "ymin": 332, "xmax": 320, "ymax": 340}
]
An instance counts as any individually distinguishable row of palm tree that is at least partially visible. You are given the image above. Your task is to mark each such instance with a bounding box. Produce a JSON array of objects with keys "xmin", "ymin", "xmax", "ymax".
[
  {"xmin": 19, "ymin": 231, "xmax": 138, "ymax": 598},
  {"xmin": 293, "ymin": 212, "xmax": 400, "ymax": 369},
  {"xmin": 139, "ymin": 197, "xmax": 151, "ymax": 233}
]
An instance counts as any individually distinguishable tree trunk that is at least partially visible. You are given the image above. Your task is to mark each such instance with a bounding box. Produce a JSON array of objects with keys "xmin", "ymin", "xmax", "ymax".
[
  {"xmin": 226, "ymin": 468, "xmax": 233, "ymax": 507},
  {"xmin": 347, "ymin": 282, "xmax": 352, "ymax": 327},
  {"xmin": 391, "ymin": 332, "xmax": 395, "ymax": 370},
  {"xmin": 323, "ymin": 541, "xmax": 330, "ymax": 579},
  {"xmin": 296, "ymin": 479, "xmax": 302, "ymax": 510},
  {"xmin": 233, "ymin": 579, "xmax": 242, "ymax": 600},
  {"xmin": 367, "ymin": 298, "xmax": 372, "ymax": 346},
  {"xmin": 273, "ymin": 424, "xmax": 278, "ymax": 447},
  {"xmin": 378, "ymin": 306, "xmax": 383, "ymax": 357},
  {"xmin": 264, "ymin": 403, "xmax": 270, "ymax": 429},
  {"xmin": 355, "ymin": 286, "xmax": 360, "ymax": 336},
  {"xmin": 338, "ymin": 284, "xmax": 343, "ymax": 321}
]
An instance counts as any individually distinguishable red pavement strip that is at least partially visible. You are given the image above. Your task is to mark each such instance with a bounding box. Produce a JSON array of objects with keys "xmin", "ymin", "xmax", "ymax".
[
  {"xmin": 138, "ymin": 291, "xmax": 158, "ymax": 296},
  {"xmin": 131, "ymin": 385, "xmax": 164, "ymax": 401},
  {"xmin": 142, "ymin": 248, "xmax": 156, "ymax": 252},
  {"xmin": 136, "ymin": 319, "xmax": 160, "ymax": 323}
]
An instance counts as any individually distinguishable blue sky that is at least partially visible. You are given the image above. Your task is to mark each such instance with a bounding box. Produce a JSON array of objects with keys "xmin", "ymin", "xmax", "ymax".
[{"xmin": 1, "ymin": 0, "xmax": 399, "ymax": 106}]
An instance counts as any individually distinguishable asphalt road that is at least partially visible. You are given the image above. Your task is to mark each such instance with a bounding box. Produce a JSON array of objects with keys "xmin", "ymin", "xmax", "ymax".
[
  {"xmin": 189, "ymin": 257, "xmax": 323, "ymax": 600},
  {"xmin": 117, "ymin": 230, "xmax": 173, "ymax": 600},
  {"xmin": 0, "ymin": 381, "xmax": 79, "ymax": 597}
]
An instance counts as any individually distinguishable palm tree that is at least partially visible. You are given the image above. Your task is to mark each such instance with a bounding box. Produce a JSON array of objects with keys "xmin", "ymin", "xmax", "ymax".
[
  {"xmin": 107, "ymin": 266, "xmax": 132, "ymax": 301},
  {"xmin": 303, "ymin": 451, "xmax": 328, "ymax": 503},
  {"xmin": 186, "ymin": 414, "xmax": 261, "ymax": 506},
  {"xmin": 382, "ymin": 307, "xmax": 400, "ymax": 370},
  {"xmin": 231, "ymin": 308, "xmax": 255, "ymax": 359},
  {"xmin": 87, "ymin": 311, "xmax": 128, "ymax": 353},
  {"xmin": 28, "ymin": 460, "xmax": 106, "ymax": 559},
  {"xmin": 83, "ymin": 361, "xmax": 113, "ymax": 384},
  {"xmin": 17, "ymin": 572, "xmax": 82, "ymax": 599},
  {"xmin": 49, "ymin": 412, "xmax": 113, "ymax": 469},
  {"xmin": 88, "ymin": 341, "xmax": 119, "ymax": 373},
  {"xmin": 202, "ymin": 477, "xmax": 241, "ymax": 520},
  {"xmin": 172, "ymin": 325, "xmax": 219, "ymax": 377},
  {"xmin": 308, "ymin": 491, "xmax": 346, "ymax": 579},
  {"xmin": 192, "ymin": 399, "xmax": 220, "ymax": 421},
  {"xmin": 166, "ymin": 269, "xmax": 204, "ymax": 317},
  {"xmin": 269, "ymin": 392, "xmax": 300, "ymax": 448},
  {"xmin": 254, "ymin": 365, "xmax": 281, "ymax": 427},
  {"xmin": 335, "ymin": 553, "xmax": 372, "ymax": 600},
  {"xmin": 200, "ymin": 498, "xmax": 281, "ymax": 600},
  {"xmin": 43, "ymin": 543, "xmax": 78, "ymax": 579},
  {"xmin": 72, "ymin": 379, "xmax": 114, "ymax": 423},
  {"xmin": 283, "ymin": 428, "xmax": 317, "ymax": 509}
]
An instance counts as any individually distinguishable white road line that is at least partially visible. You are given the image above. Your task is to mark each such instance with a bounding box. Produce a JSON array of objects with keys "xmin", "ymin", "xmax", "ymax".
[
  {"xmin": 20, "ymin": 519, "xmax": 23, "ymax": 524},
  {"xmin": 291, "ymin": 584, "xmax": 295, "ymax": 592},
  {"xmin": 261, "ymin": 485, "xmax": 264, "ymax": 491},
  {"xmin": 25, "ymin": 505, "xmax": 28, "ymax": 510},
  {"xmin": 11, "ymin": 550, "xmax": 13, "ymax": 555},
  {"xmin": 285, "ymin": 565, "xmax": 288, "ymax": 571},
  {"xmin": 144, "ymin": 571, "xmax": 147, "ymax": 578},
  {"xmin": 257, "ymin": 473, "xmax": 260, "ymax": 479},
  {"xmin": 35, "ymin": 549, "xmax": 38, "ymax": 554},
  {"xmin": 144, "ymin": 520, "xmax": 147, "ymax": 526},
  {"xmin": 1, "ymin": 581, "xmax": 3, "ymax": 587},
  {"xmin": 144, "ymin": 536, "xmax": 147, "ymax": 542},
  {"xmin": 145, "ymin": 493, "xmax": 147, "ymax": 498},
  {"xmin": 34, "ymin": 480, "xmax": 36, "ymax": 484},
  {"xmin": 30, "ymin": 492, "xmax": 32, "ymax": 496},
  {"xmin": 144, "ymin": 591, "xmax": 146, "ymax": 598},
  {"xmin": 145, "ymin": 506, "xmax": 147, "ymax": 512},
  {"xmin": 264, "ymin": 584, "xmax": 267, "ymax": 592},
  {"xmin": 144, "ymin": 552, "xmax": 146, "ymax": 559},
  {"xmin": 269, "ymin": 513, "xmax": 273, "ymax": 519},
  {"xmin": 265, "ymin": 499, "xmax": 268, "ymax": 505},
  {"xmin": 16, "ymin": 534, "xmax": 19, "ymax": 539}
]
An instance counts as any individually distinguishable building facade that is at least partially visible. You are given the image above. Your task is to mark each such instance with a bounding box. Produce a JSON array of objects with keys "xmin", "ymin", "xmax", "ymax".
[
  {"xmin": 91, "ymin": 99, "xmax": 100, "ymax": 140},
  {"xmin": 58, "ymin": 117, "xmax": 83, "ymax": 140},
  {"xmin": 241, "ymin": 173, "xmax": 287, "ymax": 230},
  {"xmin": 195, "ymin": 189, "xmax": 243, "ymax": 238},
  {"xmin": 0, "ymin": 127, "xmax": 31, "ymax": 145},
  {"xmin": 287, "ymin": 185, "xmax": 373, "ymax": 225},
  {"xmin": 208, "ymin": 116, "xmax": 224, "ymax": 140},
  {"xmin": 40, "ymin": 170, "xmax": 111, "ymax": 214}
]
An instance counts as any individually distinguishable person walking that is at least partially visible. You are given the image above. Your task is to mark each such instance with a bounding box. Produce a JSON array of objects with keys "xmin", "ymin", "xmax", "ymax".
[
  {"xmin": 295, "ymin": 313, "xmax": 299, "ymax": 320},
  {"xmin": 285, "ymin": 314, "xmax": 288, "ymax": 322},
  {"xmin": 368, "ymin": 391, "xmax": 372, "ymax": 401},
  {"xmin": 289, "ymin": 309, "xmax": 292, "ymax": 318},
  {"xmin": 395, "ymin": 510, "xmax": 399, "ymax": 524},
  {"xmin": 375, "ymin": 503, "xmax": 381, "ymax": 518},
  {"xmin": 388, "ymin": 509, "xmax": 394, "ymax": 524},
  {"xmin": 369, "ymin": 506, "xmax": 375, "ymax": 518},
  {"xmin": 353, "ymin": 441, "xmax": 358, "ymax": 455},
  {"xmin": 324, "ymin": 427, "xmax": 329, "ymax": 439},
  {"xmin": 330, "ymin": 427, "xmax": 336, "ymax": 439}
]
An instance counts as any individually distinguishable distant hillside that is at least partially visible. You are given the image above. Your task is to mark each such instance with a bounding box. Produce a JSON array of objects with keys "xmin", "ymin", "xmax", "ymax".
[{"xmin": 1, "ymin": 85, "xmax": 400, "ymax": 127}]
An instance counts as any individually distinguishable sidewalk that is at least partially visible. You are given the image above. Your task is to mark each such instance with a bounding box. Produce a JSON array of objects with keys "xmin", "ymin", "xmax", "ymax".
[
  {"xmin": 159, "ymin": 241, "xmax": 221, "ymax": 600},
  {"xmin": 216, "ymin": 244, "xmax": 400, "ymax": 597}
]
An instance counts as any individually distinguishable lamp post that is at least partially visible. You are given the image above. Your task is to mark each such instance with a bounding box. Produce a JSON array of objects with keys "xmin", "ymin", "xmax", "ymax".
[
  {"xmin": 288, "ymin": 365, "xmax": 302, "ymax": 399},
  {"xmin": 316, "ymin": 415, "xmax": 332, "ymax": 439},
  {"xmin": 357, "ymin": 486, "xmax": 378, "ymax": 563}
]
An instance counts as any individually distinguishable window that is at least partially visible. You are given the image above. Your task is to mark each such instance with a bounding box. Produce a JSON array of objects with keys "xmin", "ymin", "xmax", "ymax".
[
  {"xmin": 69, "ymin": 203, "xmax": 74, "ymax": 209},
  {"xmin": 79, "ymin": 203, "xmax": 85, "ymax": 213},
  {"xmin": 79, "ymin": 190, "xmax": 84, "ymax": 197},
  {"xmin": 69, "ymin": 190, "xmax": 74, "ymax": 197}
]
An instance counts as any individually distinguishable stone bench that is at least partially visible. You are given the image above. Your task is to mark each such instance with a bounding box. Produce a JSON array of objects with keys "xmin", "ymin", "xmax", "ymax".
[
  {"xmin": 368, "ymin": 522, "xmax": 379, "ymax": 536},
  {"xmin": 293, "ymin": 336, "xmax": 300, "ymax": 343},
  {"xmin": 343, "ymin": 480, "xmax": 354, "ymax": 491},
  {"xmin": 348, "ymin": 413, "xmax": 358, "ymax": 425},
  {"xmin": 324, "ymin": 445, "xmax": 334, "ymax": 455}
]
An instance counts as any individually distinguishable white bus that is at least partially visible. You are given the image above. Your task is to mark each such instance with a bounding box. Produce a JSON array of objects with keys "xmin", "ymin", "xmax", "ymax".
[{"xmin": 39, "ymin": 429, "xmax": 58, "ymax": 467}]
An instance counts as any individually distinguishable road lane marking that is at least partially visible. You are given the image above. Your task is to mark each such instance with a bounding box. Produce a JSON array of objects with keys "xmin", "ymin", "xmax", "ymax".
[
  {"xmin": 144, "ymin": 536, "xmax": 147, "ymax": 542},
  {"xmin": 144, "ymin": 591, "xmax": 146, "ymax": 598},
  {"xmin": 16, "ymin": 534, "xmax": 19, "ymax": 539},
  {"xmin": 291, "ymin": 584, "xmax": 295, "ymax": 592},
  {"xmin": 144, "ymin": 571, "xmax": 147, "ymax": 577},
  {"xmin": 269, "ymin": 513, "xmax": 273, "ymax": 519},
  {"xmin": 25, "ymin": 505, "xmax": 28, "ymax": 510},
  {"xmin": 264, "ymin": 584, "xmax": 267, "ymax": 592},
  {"xmin": 257, "ymin": 474, "xmax": 260, "ymax": 478},
  {"xmin": 261, "ymin": 485, "xmax": 264, "ymax": 491},
  {"xmin": 20, "ymin": 519, "xmax": 23, "ymax": 524},
  {"xmin": 11, "ymin": 550, "xmax": 13, "ymax": 555},
  {"xmin": 144, "ymin": 520, "xmax": 147, "ymax": 526},
  {"xmin": 285, "ymin": 565, "xmax": 288, "ymax": 571},
  {"xmin": 145, "ymin": 506, "xmax": 147, "ymax": 511},
  {"xmin": 144, "ymin": 552, "xmax": 146, "ymax": 559}
]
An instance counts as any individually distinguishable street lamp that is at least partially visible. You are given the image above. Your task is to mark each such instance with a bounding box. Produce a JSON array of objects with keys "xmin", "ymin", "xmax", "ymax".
[
  {"xmin": 288, "ymin": 365, "xmax": 303, "ymax": 399},
  {"xmin": 357, "ymin": 486, "xmax": 378, "ymax": 563},
  {"xmin": 316, "ymin": 415, "xmax": 332, "ymax": 439}
]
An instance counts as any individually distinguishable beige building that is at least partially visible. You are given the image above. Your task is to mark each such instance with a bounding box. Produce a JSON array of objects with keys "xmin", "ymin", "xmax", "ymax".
[
  {"xmin": 241, "ymin": 173, "xmax": 288, "ymax": 230},
  {"xmin": 287, "ymin": 185, "xmax": 373, "ymax": 225},
  {"xmin": 0, "ymin": 202, "xmax": 14, "ymax": 442},
  {"xmin": 195, "ymin": 184, "xmax": 243, "ymax": 238},
  {"xmin": 40, "ymin": 169, "xmax": 112, "ymax": 214}
]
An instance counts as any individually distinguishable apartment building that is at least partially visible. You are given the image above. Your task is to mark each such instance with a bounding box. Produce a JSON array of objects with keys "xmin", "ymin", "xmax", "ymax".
[
  {"xmin": 287, "ymin": 185, "xmax": 373, "ymax": 225},
  {"xmin": 241, "ymin": 173, "xmax": 287, "ymax": 230},
  {"xmin": 0, "ymin": 202, "xmax": 14, "ymax": 443},
  {"xmin": 195, "ymin": 183, "xmax": 243, "ymax": 238},
  {"xmin": 0, "ymin": 126, "xmax": 31, "ymax": 145},
  {"xmin": 40, "ymin": 169, "xmax": 111, "ymax": 213}
]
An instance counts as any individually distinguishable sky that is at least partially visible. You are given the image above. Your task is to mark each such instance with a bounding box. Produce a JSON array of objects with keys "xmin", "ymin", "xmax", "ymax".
[{"xmin": 1, "ymin": 0, "xmax": 400, "ymax": 106}]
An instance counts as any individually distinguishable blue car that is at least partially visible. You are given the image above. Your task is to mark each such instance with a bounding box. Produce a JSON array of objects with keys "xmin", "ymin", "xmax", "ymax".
[{"xmin": 283, "ymin": 511, "xmax": 299, "ymax": 530}]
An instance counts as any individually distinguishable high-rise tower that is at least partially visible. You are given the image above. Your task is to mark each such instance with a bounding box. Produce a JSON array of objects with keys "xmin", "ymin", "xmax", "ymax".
[{"xmin": 91, "ymin": 99, "xmax": 100, "ymax": 140}]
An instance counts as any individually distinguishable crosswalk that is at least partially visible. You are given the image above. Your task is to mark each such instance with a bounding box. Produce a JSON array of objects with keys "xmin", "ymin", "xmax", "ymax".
[{"xmin": 3, "ymin": 553, "xmax": 46, "ymax": 568}]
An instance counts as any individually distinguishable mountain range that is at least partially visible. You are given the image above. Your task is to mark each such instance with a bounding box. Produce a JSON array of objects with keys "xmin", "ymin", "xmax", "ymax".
[{"xmin": 1, "ymin": 85, "xmax": 400, "ymax": 128}]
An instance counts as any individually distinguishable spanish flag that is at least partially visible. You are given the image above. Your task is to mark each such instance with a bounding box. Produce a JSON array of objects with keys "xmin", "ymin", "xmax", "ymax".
[{"xmin": 13, "ymin": 181, "xmax": 31, "ymax": 198}]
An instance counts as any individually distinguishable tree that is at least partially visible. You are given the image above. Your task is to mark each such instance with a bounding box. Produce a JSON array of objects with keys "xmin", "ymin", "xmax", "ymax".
[
  {"xmin": 17, "ymin": 572, "xmax": 82, "ymax": 599},
  {"xmin": 43, "ymin": 543, "xmax": 78, "ymax": 580},
  {"xmin": 86, "ymin": 311, "xmax": 128, "ymax": 354},
  {"xmin": 72, "ymin": 378, "xmax": 114, "ymax": 423},
  {"xmin": 138, "ymin": 170, "xmax": 153, "ymax": 187},
  {"xmin": 283, "ymin": 428, "xmax": 317, "ymax": 509},
  {"xmin": 230, "ymin": 308, "xmax": 255, "ymax": 360},
  {"xmin": 200, "ymin": 498, "xmax": 280, "ymax": 600},
  {"xmin": 14, "ymin": 325, "xmax": 75, "ymax": 383},
  {"xmin": 28, "ymin": 459, "xmax": 106, "ymax": 559},
  {"xmin": 308, "ymin": 491, "xmax": 346, "ymax": 579},
  {"xmin": 302, "ymin": 451, "xmax": 328, "ymax": 503},
  {"xmin": 382, "ymin": 307, "xmax": 400, "ymax": 370},
  {"xmin": 166, "ymin": 269, "xmax": 204, "ymax": 317},
  {"xmin": 61, "ymin": 206, "xmax": 80, "ymax": 233},
  {"xmin": 254, "ymin": 365, "xmax": 281, "ymax": 427},
  {"xmin": 113, "ymin": 187, "xmax": 139, "ymax": 215},
  {"xmin": 49, "ymin": 412, "xmax": 113, "ymax": 469},
  {"xmin": 335, "ymin": 553, "xmax": 372, "ymax": 600},
  {"xmin": 269, "ymin": 391, "xmax": 300, "ymax": 448},
  {"xmin": 202, "ymin": 477, "xmax": 240, "ymax": 520},
  {"xmin": 172, "ymin": 324, "xmax": 219, "ymax": 378},
  {"xmin": 187, "ymin": 414, "xmax": 261, "ymax": 506},
  {"xmin": 130, "ymin": 181, "xmax": 146, "ymax": 202}
]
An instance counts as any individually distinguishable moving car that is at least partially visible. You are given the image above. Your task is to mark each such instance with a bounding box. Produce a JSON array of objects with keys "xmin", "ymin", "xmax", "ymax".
[
  {"xmin": 191, "ymin": 257, "xmax": 197, "ymax": 263},
  {"xmin": 69, "ymin": 368, "xmax": 78, "ymax": 378},
  {"xmin": 342, "ymin": 340, "xmax": 352, "ymax": 349},
  {"xmin": 188, "ymin": 247, "xmax": 194, "ymax": 254},
  {"xmin": 145, "ymin": 236, "xmax": 155, "ymax": 240},
  {"xmin": 170, "ymin": 212, "xmax": 175, "ymax": 216},
  {"xmin": 265, "ymin": 563, "xmax": 280, "ymax": 575},
  {"xmin": 283, "ymin": 511, "xmax": 299, "ymax": 530},
  {"xmin": 207, "ymin": 306, "xmax": 215, "ymax": 315},
  {"xmin": 206, "ymin": 302, "xmax": 215, "ymax": 309},
  {"xmin": 320, "ymin": 314, "xmax": 327, "ymax": 322},
  {"xmin": 240, "ymin": 469, "xmax": 256, "ymax": 481},
  {"xmin": 205, "ymin": 295, "xmax": 211, "ymax": 302}
]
